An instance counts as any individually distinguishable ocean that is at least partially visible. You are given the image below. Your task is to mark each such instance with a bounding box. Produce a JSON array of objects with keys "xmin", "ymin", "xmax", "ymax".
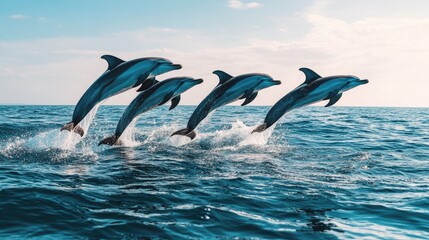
[{"xmin": 0, "ymin": 105, "xmax": 428, "ymax": 239}]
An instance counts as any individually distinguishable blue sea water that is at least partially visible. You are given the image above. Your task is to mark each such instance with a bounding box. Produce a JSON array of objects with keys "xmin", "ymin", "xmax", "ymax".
[{"xmin": 0, "ymin": 105, "xmax": 428, "ymax": 239}]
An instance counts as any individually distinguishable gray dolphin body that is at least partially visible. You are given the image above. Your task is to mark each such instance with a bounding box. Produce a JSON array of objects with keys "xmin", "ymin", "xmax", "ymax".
[
  {"xmin": 61, "ymin": 55, "xmax": 181, "ymax": 136},
  {"xmin": 171, "ymin": 70, "xmax": 281, "ymax": 139},
  {"xmin": 99, "ymin": 77, "xmax": 203, "ymax": 146},
  {"xmin": 252, "ymin": 68, "xmax": 369, "ymax": 133}
]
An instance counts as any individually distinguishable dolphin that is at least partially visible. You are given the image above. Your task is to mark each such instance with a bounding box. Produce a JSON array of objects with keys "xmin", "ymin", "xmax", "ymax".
[
  {"xmin": 170, "ymin": 70, "xmax": 281, "ymax": 140},
  {"xmin": 61, "ymin": 55, "xmax": 182, "ymax": 136},
  {"xmin": 99, "ymin": 77, "xmax": 203, "ymax": 146},
  {"xmin": 252, "ymin": 68, "xmax": 369, "ymax": 133}
]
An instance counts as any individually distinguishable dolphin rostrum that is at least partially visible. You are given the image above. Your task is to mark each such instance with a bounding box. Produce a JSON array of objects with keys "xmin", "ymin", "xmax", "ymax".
[
  {"xmin": 99, "ymin": 77, "xmax": 203, "ymax": 146},
  {"xmin": 252, "ymin": 68, "xmax": 369, "ymax": 133},
  {"xmin": 61, "ymin": 55, "xmax": 182, "ymax": 136},
  {"xmin": 171, "ymin": 70, "xmax": 281, "ymax": 140}
]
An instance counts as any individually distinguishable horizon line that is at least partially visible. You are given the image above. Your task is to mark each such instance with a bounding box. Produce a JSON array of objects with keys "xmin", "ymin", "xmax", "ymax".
[{"xmin": 0, "ymin": 104, "xmax": 427, "ymax": 109}]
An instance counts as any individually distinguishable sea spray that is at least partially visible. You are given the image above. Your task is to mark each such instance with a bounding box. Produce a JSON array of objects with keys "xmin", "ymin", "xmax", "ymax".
[
  {"xmin": 168, "ymin": 110, "xmax": 225, "ymax": 147},
  {"xmin": 169, "ymin": 134, "xmax": 195, "ymax": 147},
  {"xmin": 117, "ymin": 118, "xmax": 140, "ymax": 147},
  {"xmin": 78, "ymin": 102, "xmax": 102, "ymax": 137},
  {"xmin": 169, "ymin": 121, "xmax": 276, "ymax": 149},
  {"xmin": 144, "ymin": 124, "xmax": 181, "ymax": 145},
  {"xmin": 239, "ymin": 123, "xmax": 276, "ymax": 146},
  {"xmin": 0, "ymin": 105, "xmax": 103, "ymax": 160}
]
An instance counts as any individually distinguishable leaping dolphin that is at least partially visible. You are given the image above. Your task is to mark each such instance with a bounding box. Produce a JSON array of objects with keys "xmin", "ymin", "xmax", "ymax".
[
  {"xmin": 99, "ymin": 77, "xmax": 203, "ymax": 146},
  {"xmin": 61, "ymin": 55, "xmax": 182, "ymax": 136},
  {"xmin": 171, "ymin": 70, "xmax": 281, "ymax": 140},
  {"xmin": 252, "ymin": 68, "xmax": 368, "ymax": 133}
]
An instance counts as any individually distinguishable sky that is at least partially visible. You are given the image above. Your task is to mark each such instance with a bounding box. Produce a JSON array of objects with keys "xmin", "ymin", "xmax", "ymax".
[{"xmin": 1, "ymin": 0, "xmax": 428, "ymax": 107}]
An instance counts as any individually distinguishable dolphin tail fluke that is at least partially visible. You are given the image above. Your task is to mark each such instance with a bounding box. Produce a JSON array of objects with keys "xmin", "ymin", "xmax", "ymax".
[
  {"xmin": 61, "ymin": 122, "xmax": 74, "ymax": 132},
  {"xmin": 99, "ymin": 135, "xmax": 119, "ymax": 146},
  {"xmin": 252, "ymin": 123, "xmax": 267, "ymax": 134},
  {"xmin": 170, "ymin": 128, "xmax": 196, "ymax": 140},
  {"xmin": 73, "ymin": 125, "xmax": 84, "ymax": 137},
  {"xmin": 61, "ymin": 122, "xmax": 84, "ymax": 137}
]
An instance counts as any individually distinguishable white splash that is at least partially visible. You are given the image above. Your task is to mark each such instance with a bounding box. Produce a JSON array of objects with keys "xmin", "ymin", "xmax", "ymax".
[
  {"xmin": 78, "ymin": 102, "xmax": 101, "ymax": 137},
  {"xmin": 238, "ymin": 123, "xmax": 276, "ymax": 146},
  {"xmin": 169, "ymin": 134, "xmax": 195, "ymax": 147},
  {"xmin": 117, "ymin": 118, "xmax": 140, "ymax": 147},
  {"xmin": 0, "ymin": 104, "xmax": 103, "ymax": 160},
  {"xmin": 168, "ymin": 120, "xmax": 276, "ymax": 148}
]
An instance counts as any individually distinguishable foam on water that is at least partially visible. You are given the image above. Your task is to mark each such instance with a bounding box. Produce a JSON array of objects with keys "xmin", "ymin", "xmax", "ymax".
[
  {"xmin": 0, "ymin": 104, "xmax": 102, "ymax": 160},
  {"xmin": 143, "ymin": 124, "xmax": 180, "ymax": 145},
  {"xmin": 169, "ymin": 134, "xmax": 196, "ymax": 147},
  {"xmin": 168, "ymin": 120, "xmax": 276, "ymax": 149},
  {"xmin": 167, "ymin": 111, "xmax": 216, "ymax": 147},
  {"xmin": 239, "ymin": 123, "xmax": 276, "ymax": 146},
  {"xmin": 78, "ymin": 102, "xmax": 102, "ymax": 136},
  {"xmin": 1, "ymin": 106, "xmax": 428, "ymax": 239},
  {"xmin": 1, "ymin": 130, "xmax": 98, "ymax": 161},
  {"xmin": 117, "ymin": 118, "xmax": 140, "ymax": 147}
]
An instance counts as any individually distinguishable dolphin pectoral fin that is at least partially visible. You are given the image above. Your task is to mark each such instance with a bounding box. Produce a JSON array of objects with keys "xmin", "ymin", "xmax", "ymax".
[
  {"xmin": 159, "ymin": 92, "xmax": 175, "ymax": 106},
  {"xmin": 252, "ymin": 123, "xmax": 267, "ymax": 133},
  {"xmin": 299, "ymin": 68, "xmax": 322, "ymax": 85},
  {"xmin": 98, "ymin": 135, "xmax": 119, "ymax": 146},
  {"xmin": 132, "ymin": 63, "xmax": 161, "ymax": 88},
  {"xmin": 241, "ymin": 92, "xmax": 258, "ymax": 106},
  {"xmin": 161, "ymin": 82, "xmax": 184, "ymax": 106},
  {"xmin": 240, "ymin": 88, "xmax": 255, "ymax": 100},
  {"xmin": 325, "ymin": 93, "xmax": 342, "ymax": 107},
  {"xmin": 170, "ymin": 128, "xmax": 196, "ymax": 140},
  {"xmin": 132, "ymin": 73, "xmax": 150, "ymax": 88},
  {"xmin": 213, "ymin": 70, "xmax": 233, "ymax": 86},
  {"xmin": 101, "ymin": 55, "xmax": 125, "ymax": 71},
  {"xmin": 324, "ymin": 89, "xmax": 340, "ymax": 100},
  {"xmin": 137, "ymin": 77, "xmax": 158, "ymax": 92},
  {"xmin": 170, "ymin": 95, "xmax": 181, "ymax": 110}
]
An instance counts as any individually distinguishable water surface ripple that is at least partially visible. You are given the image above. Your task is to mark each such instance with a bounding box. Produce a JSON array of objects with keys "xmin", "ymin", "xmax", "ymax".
[{"xmin": 0, "ymin": 106, "xmax": 428, "ymax": 239}]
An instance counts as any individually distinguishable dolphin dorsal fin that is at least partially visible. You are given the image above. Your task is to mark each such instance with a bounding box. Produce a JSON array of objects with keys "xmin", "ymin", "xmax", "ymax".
[
  {"xmin": 299, "ymin": 68, "xmax": 322, "ymax": 85},
  {"xmin": 101, "ymin": 55, "xmax": 125, "ymax": 71},
  {"xmin": 213, "ymin": 70, "xmax": 233, "ymax": 85}
]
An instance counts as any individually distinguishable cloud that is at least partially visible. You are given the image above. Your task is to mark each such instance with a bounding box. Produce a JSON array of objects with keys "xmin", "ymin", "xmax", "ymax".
[
  {"xmin": 227, "ymin": 0, "xmax": 261, "ymax": 9},
  {"xmin": 1, "ymin": 13, "xmax": 428, "ymax": 107},
  {"xmin": 9, "ymin": 14, "xmax": 28, "ymax": 20}
]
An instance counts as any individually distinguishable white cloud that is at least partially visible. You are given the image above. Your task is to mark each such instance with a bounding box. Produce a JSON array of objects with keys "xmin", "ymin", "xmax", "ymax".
[
  {"xmin": 269, "ymin": 15, "xmax": 429, "ymax": 107},
  {"xmin": 1, "ymin": 13, "xmax": 428, "ymax": 107},
  {"xmin": 9, "ymin": 14, "xmax": 28, "ymax": 20},
  {"xmin": 228, "ymin": 0, "xmax": 261, "ymax": 9},
  {"xmin": 278, "ymin": 28, "xmax": 287, "ymax": 34}
]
